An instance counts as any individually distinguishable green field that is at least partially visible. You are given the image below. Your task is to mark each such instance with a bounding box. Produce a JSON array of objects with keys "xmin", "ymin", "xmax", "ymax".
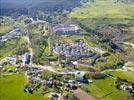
[
  {"xmin": 0, "ymin": 74, "xmax": 48, "ymax": 100},
  {"xmin": 84, "ymin": 71, "xmax": 134, "ymax": 100},
  {"xmin": 70, "ymin": 0, "xmax": 134, "ymax": 19},
  {"xmin": 107, "ymin": 71, "xmax": 134, "ymax": 82},
  {"xmin": 0, "ymin": 17, "xmax": 14, "ymax": 34},
  {"xmin": 0, "ymin": 16, "xmax": 26, "ymax": 35},
  {"xmin": 69, "ymin": 0, "xmax": 134, "ymax": 31},
  {"xmin": 93, "ymin": 52, "xmax": 122, "ymax": 70},
  {"xmin": 89, "ymin": 77, "xmax": 127, "ymax": 100},
  {"xmin": 0, "ymin": 26, "xmax": 12, "ymax": 34},
  {"xmin": 58, "ymin": 35, "xmax": 84, "ymax": 42},
  {"xmin": 0, "ymin": 38, "xmax": 28, "ymax": 60}
]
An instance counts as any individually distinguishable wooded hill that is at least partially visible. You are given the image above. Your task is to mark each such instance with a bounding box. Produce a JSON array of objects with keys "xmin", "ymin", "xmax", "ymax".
[{"xmin": 0, "ymin": 0, "xmax": 81, "ymax": 16}]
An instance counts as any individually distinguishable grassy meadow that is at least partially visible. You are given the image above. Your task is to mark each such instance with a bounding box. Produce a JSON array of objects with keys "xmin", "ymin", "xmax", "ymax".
[
  {"xmin": 107, "ymin": 71, "xmax": 134, "ymax": 82},
  {"xmin": 70, "ymin": 0, "xmax": 134, "ymax": 19},
  {"xmin": 69, "ymin": 0, "xmax": 134, "ymax": 31},
  {"xmin": 89, "ymin": 76, "xmax": 127, "ymax": 100},
  {"xmin": 84, "ymin": 71, "xmax": 134, "ymax": 100},
  {"xmin": 0, "ymin": 38, "xmax": 28, "ymax": 60},
  {"xmin": 0, "ymin": 74, "xmax": 49, "ymax": 100}
]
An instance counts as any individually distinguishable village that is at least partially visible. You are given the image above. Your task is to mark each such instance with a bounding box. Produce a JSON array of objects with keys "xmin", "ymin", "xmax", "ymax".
[
  {"xmin": 1, "ymin": 0, "xmax": 134, "ymax": 100},
  {"xmin": 53, "ymin": 41, "xmax": 96, "ymax": 58},
  {"xmin": 0, "ymin": 52, "xmax": 94, "ymax": 100},
  {"xmin": 0, "ymin": 16, "xmax": 134, "ymax": 100},
  {"xmin": 0, "ymin": 19, "xmax": 98, "ymax": 100},
  {"xmin": 1, "ymin": 50, "xmax": 134, "ymax": 100}
]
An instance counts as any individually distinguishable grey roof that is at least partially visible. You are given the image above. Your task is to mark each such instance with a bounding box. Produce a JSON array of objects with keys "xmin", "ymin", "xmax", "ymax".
[
  {"xmin": 53, "ymin": 24, "xmax": 80, "ymax": 35},
  {"xmin": 53, "ymin": 41, "xmax": 95, "ymax": 58}
]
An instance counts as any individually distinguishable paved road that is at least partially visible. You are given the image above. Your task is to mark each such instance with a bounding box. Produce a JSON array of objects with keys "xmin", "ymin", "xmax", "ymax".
[{"xmin": 124, "ymin": 42, "xmax": 134, "ymax": 49}]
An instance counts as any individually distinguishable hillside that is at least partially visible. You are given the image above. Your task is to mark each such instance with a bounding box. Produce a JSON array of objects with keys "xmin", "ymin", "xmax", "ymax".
[
  {"xmin": 0, "ymin": 0, "xmax": 81, "ymax": 16},
  {"xmin": 68, "ymin": 0, "xmax": 134, "ymax": 61},
  {"xmin": 0, "ymin": 0, "xmax": 134, "ymax": 100},
  {"xmin": 116, "ymin": 0, "xmax": 134, "ymax": 3}
]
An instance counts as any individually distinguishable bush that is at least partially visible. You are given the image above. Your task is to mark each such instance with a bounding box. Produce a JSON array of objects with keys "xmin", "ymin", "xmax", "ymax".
[
  {"xmin": 80, "ymin": 85, "xmax": 90, "ymax": 93},
  {"xmin": 93, "ymin": 73, "xmax": 107, "ymax": 79},
  {"xmin": 86, "ymin": 72, "xmax": 107, "ymax": 79},
  {"xmin": 41, "ymin": 70, "xmax": 57, "ymax": 80}
]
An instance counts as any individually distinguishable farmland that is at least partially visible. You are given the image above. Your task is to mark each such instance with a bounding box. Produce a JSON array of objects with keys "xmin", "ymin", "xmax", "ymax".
[
  {"xmin": 83, "ymin": 71, "xmax": 134, "ymax": 100},
  {"xmin": 0, "ymin": 0, "xmax": 134, "ymax": 100},
  {"xmin": 0, "ymin": 74, "xmax": 48, "ymax": 100}
]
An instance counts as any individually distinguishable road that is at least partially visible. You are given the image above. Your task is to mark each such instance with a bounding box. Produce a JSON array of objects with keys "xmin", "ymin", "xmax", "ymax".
[
  {"xmin": 124, "ymin": 42, "xmax": 134, "ymax": 49},
  {"xmin": 23, "ymin": 36, "xmax": 133, "ymax": 76},
  {"xmin": 31, "ymin": 64, "xmax": 58, "ymax": 73}
]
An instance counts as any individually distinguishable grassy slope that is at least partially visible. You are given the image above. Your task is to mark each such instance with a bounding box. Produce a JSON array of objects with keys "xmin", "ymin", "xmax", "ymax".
[
  {"xmin": 0, "ymin": 26, "xmax": 12, "ymax": 34},
  {"xmin": 69, "ymin": 1, "xmax": 134, "ymax": 99},
  {"xmin": 0, "ymin": 16, "xmax": 26, "ymax": 35},
  {"xmin": 67, "ymin": 0, "xmax": 134, "ymax": 57},
  {"xmin": 3, "ymin": 64, "xmax": 16, "ymax": 73},
  {"xmin": 107, "ymin": 71, "xmax": 134, "ymax": 82},
  {"xmin": 94, "ymin": 52, "xmax": 123, "ymax": 70},
  {"xmin": 0, "ymin": 74, "xmax": 48, "ymax": 100},
  {"xmin": 0, "ymin": 38, "xmax": 28, "ymax": 60},
  {"xmin": 89, "ymin": 77, "xmax": 127, "ymax": 100},
  {"xmin": 70, "ymin": 0, "xmax": 134, "ymax": 19},
  {"xmin": 59, "ymin": 35, "xmax": 84, "ymax": 42},
  {"xmin": 86, "ymin": 71, "xmax": 134, "ymax": 100},
  {"xmin": 0, "ymin": 17, "xmax": 14, "ymax": 34},
  {"xmin": 69, "ymin": 0, "xmax": 134, "ymax": 30}
]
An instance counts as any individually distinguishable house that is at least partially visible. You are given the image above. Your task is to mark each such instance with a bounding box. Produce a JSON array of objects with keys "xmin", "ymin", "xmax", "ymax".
[
  {"xmin": 72, "ymin": 89, "xmax": 92, "ymax": 100},
  {"xmin": 49, "ymin": 93, "xmax": 61, "ymax": 100},
  {"xmin": 120, "ymin": 85, "xmax": 128, "ymax": 90},
  {"xmin": 122, "ymin": 66, "xmax": 134, "ymax": 71},
  {"xmin": 23, "ymin": 53, "xmax": 31, "ymax": 65},
  {"xmin": 24, "ymin": 18, "xmax": 34, "ymax": 24},
  {"xmin": 71, "ymin": 61, "xmax": 78, "ymax": 66},
  {"xmin": 0, "ymin": 61, "xmax": 4, "ymax": 68},
  {"xmin": 75, "ymin": 71, "xmax": 88, "ymax": 83},
  {"xmin": 24, "ymin": 85, "xmax": 33, "ymax": 94},
  {"xmin": 53, "ymin": 24, "xmax": 80, "ymax": 35},
  {"xmin": 62, "ymin": 94, "xmax": 69, "ymax": 100},
  {"xmin": 0, "ymin": 64, "xmax": 2, "ymax": 68},
  {"xmin": 6, "ymin": 56, "xmax": 18, "ymax": 64},
  {"xmin": 1, "ymin": 36, "xmax": 7, "ymax": 42},
  {"xmin": 120, "ymin": 84, "xmax": 133, "ymax": 91},
  {"xmin": 29, "ymin": 20, "xmax": 46, "ymax": 26}
]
